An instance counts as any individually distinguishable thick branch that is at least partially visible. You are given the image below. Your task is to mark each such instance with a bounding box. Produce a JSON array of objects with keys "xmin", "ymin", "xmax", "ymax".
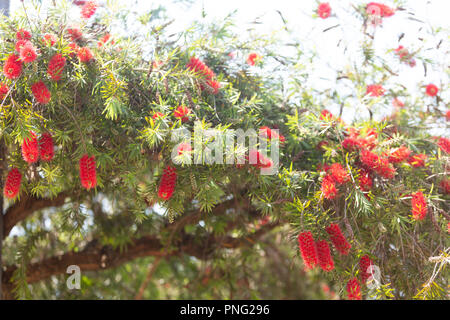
[
  {"xmin": 3, "ymin": 192, "xmax": 68, "ymax": 239},
  {"xmin": 1, "ymin": 222, "xmax": 278, "ymax": 298}
]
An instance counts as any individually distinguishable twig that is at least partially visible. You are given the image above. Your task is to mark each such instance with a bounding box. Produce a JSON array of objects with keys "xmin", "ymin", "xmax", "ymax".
[{"xmin": 135, "ymin": 256, "xmax": 163, "ymax": 300}]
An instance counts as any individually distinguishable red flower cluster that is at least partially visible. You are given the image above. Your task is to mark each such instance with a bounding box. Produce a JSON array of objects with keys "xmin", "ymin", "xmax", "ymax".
[
  {"xmin": 47, "ymin": 53, "xmax": 66, "ymax": 81},
  {"xmin": 425, "ymin": 84, "xmax": 438, "ymax": 97},
  {"xmin": 320, "ymin": 109, "xmax": 333, "ymax": 121},
  {"xmin": 366, "ymin": 84, "xmax": 385, "ymax": 97},
  {"xmin": 67, "ymin": 27, "xmax": 83, "ymax": 41},
  {"xmin": 346, "ymin": 277, "xmax": 362, "ymax": 300},
  {"xmin": 247, "ymin": 53, "xmax": 261, "ymax": 66},
  {"xmin": 31, "ymin": 81, "xmax": 51, "ymax": 104},
  {"xmin": 158, "ymin": 165, "xmax": 177, "ymax": 200},
  {"xmin": 359, "ymin": 255, "xmax": 374, "ymax": 284},
  {"xmin": 343, "ymin": 128, "xmax": 377, "ymax": 151},
  {"xmin": 316, "ymin": 239, "xmax": 334, "ymax": 271},
  {"xmin": 16, "ymin": 29, "xmax": 31, "ymax": 41},
  {"xmin": 438, "ymin": 137, "xmax": 450, "ymax": 154},
  {"xmin": 19, "ymin": 41, "xmax": 37, "ymax": 63},
  {"xmin": 186, "ymin": 57, "xmax": 220, "ymax": 94},
  {"xmin": 248, "ymin": 149, "xmax": 273, "ymax": 169},
  {"xmin": 297, "ymin": 231, "xmax": 318, "ymax": 270},
  {"xmin": 39, "ymin": 132, "xmax": 55, "ymax": 161},
  {"xmin": 173, "ymin": 105, "xmax": 191, "ymax": 122},
  {"xmin": 321, "ymin": 175, "xmax": 337, "ymax": 199},
  {"xmin": 3, "ymin": 54, "xmax": 22, "ymax": 79},
  {"xmin": 42, "ymin": 33, "xmax": 57, "ymax": 46},
  {"xmin": 0, "ymin": 82, "xmax": 9, "ymax": 100},
  {"xmin": 79, "ymin": 154, "xmax": 97, "ymax": 190},
  {"xmin": 325, "ymin": 223, "xmax": 351, "ymax": 255},
  {"xmin": 259, "ymin": 126, "xmax": 285, "ymax": 143},
  {"xmin": 98, "ymin": 33, "xmax": 114, "ymax": 47},
  {"xmin": 328, "ymin": 163, "xmax": 350, "ymax": 184},
  {"xmin": 81, "ymin": 0, "xmax": 97, "ymax": 19},
  {"xmin": 366, "ymin": 2, "xmax": 395, "ymax": 17},
  {"xmin": 317, "ymin": 3, "xmax": 331, "ymax": 19},
  {"xmin": 77, "ymin": 47, "xmax": 94, "ymax": 63},
  {"xmin": 358, "ymin": 169, "xmax": 373, "ymax": 191},
  {"xmin": 407, "ymin": 153, "xmax": 427, "ymax": 168},
  {"xmin": 411, "ymin": 191, "xmax": 427, "ymax": 220},
  {"xmin": 388, "ymin": 145, "xmax": 411, "ymax": 164},
  {"xmin": 68, "ymin": 43, "xmax": 80, "ymax": 57},
  {"xmin": 394, "ymin": 46, "xmax": 416, "ymax": 67},
  {"xmin": 3, "ymin": 168, "xmax": 22, "ymax": 199},
  {"xmin": 22, "ymin": 131, "xmax": 39, "ymax": 163},
  {"xmin": 360, "ymin": 149, "xmax": 396, "ymax": 179},
  {"xmin": 152, "ymin": 112, "xmax": 164, "ymax": 120},
  {"xmin": 440, "ymin": 178, "xmax": 450, "ymax": 195}
]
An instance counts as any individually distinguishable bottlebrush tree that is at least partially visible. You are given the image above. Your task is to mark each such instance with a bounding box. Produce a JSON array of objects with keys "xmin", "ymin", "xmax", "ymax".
[{"xmin": 0, "ymin": 0, "xmax": 448, "ymax": 300}]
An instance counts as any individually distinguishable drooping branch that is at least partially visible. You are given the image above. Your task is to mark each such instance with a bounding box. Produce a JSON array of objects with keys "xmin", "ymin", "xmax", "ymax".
[
  {"xmin": 1, "ymin": 222, "xmax": 279, "ymax": 299},
  {"xmin": 3, "ymin": 192, "xmax": 68, "ymax": 239}
]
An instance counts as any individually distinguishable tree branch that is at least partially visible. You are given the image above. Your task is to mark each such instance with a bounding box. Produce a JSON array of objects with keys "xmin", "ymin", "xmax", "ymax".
[
  {"xmin": 3, "ymin": 192, "xmax": 68, "ymax": 239},
  {"xmin": 1, "ymin": 222, "xmax": 279, "ymax": 299}
]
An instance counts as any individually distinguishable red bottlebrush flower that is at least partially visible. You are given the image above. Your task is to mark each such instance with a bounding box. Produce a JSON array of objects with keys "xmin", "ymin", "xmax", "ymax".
[
  {"xmin": 177, "ymin": 142, "xmax": 192, "ymax": 155},
  {"xmin": 346, "ymin": 277, "xmax": 362, "ymax": 300},
  {"xmin": 3, "ymin": 168, "xmax": 22, "ymax": 199},
  {"xmin": 425, "ymin": 84, "xmax": 438, "ymax": 97},
  {"xmin": 366, "ymin": 2, "xmax": 395, "ymax": 17},
  {"xmin": 68, "ymin": 43, "xmax": 80, "ymax": 57},
  {"xmin": 411, "ymin": 191, "xmax": 427, "ymax": 220},
  {"xmin": 375, "ymin": 157, "xmax": 396, "ymax": 179},
  {"xmin": 360, "ymin": 149, "xmax": 379, "ymax": 170},
  {"xmin": 358, "ymin": 170, "xmax": 373, "ymax": 191},
  {"xmin": 47, "ymin": 53, "xmax": 66, "ymax": 81},
  {"xmin": 359, "ymin": 255, "xmax": 374, "ymax": 284},
  {"xmin": 388, "ymin": 145, "xmax": 411, "ymax": 164},
  {"xmin": 42, "ymin": 33, "xmax": 57, "ymax": 46},
  {"xmin": 342, "ymin": 137, "xmax": 361, "ymax": 151},
  {"xmin": 394, "ymin": 45, "xmax": 408, "ymax": 59},
  {"xmin": 248, "ymin": 149, "xmax": 273, "ymax": 169},
  {"xmin": 39, "ymin": 132, "xmax": 55, "ymax": 161},
  {"xmin": 366, "ymin": 84, "xmax": 385, "ymax": 97},
  {"xmin": 157, "ymin": 165, "xmax": 177, "ymax": 200},
  {"xmin": 206, "ymin": 79, "xmax": 220, "ymax": 94},
  {"xmin": 326, "ymin": 223, "xmax": 351, "ymax": 255},
  {"xmin": 152, "ymin": 112, "xmax": 164, "ymax": 119},
  {"xmin": 19, "ymin": 41, "xmax": 37, "ymax": 63},
  {"xmin": 3, "ymin": 54, "xmax": 22, "ymax": 79},
  {"xmin": 186, "ymin": 57, "xmax": 215, "ymax": 79},
  {"xmin": 97, "ymin": 33, "xmax": 114, "ymax": 47},
  {"xmin": 79, "ymin": 154, "xmax": 97, "ymax": 190},
  {"xmin": 392, "ymin": 98, "xmax": 404, "ymax": 108},
  {"xmin": 438, "ymin": 137, "xmax": 450, "ymax": 154},
  {"xmin": 22, "ymin": 131, "xmax": 40, "ymax": 164},
  {"xmin": 77, "ymin": 47, "xmax": 94, "ymax": 63},
  {"xmin": 31, "ymin": 81, "xmax": 51, "ymax": 104},
  {"xmin": 446, "ymin": 110, "xmax": 450, "ymax": 121},
  {"xmin": 297, "ymin": 231, "xmax": 318, "ymax": 270},
  {"xmin": 246, "ymin": 53, "xmax": 261, "ymax": 66},
  {"xmin": 408, "ymin": 154, "xmax": 427, "ymax": 168},
  {"xmin": 16, "ymin": 29, "xmax": 31, "ymax": 40},
  {"xmin": 440, "ymin": 178, "xmax": 450, "ymax": 195},
  {"xmin": 15, "ymin": 39, "xmax": 31, "ymax": 53},
  {"xmin": 321, "ymin": 175, "xmax": 337, "ymax": 199},
  {"xmin": 317, "ymin": 3, "xmax": 331, "ymax": 19},
  {"xmin": 316, "ymin": 240, "xmax": 334, "ymax": 271},
  {"xmin": 0, "ymin": 82, "xmax": 9, "ymax": 101},
  {"xmin": 67, "ymin": 27, "xmax": 83, "ymax": 41},
  {"xmin": 81, "ymin": 0, "xmax": 97, "ymax": 19},
  {"xmin": 173, "ymin": 105, "xmax": 191, "ymax": 122},
  {"xmin": 317, "ymin": 140, "xmax": 329, "ymax": 151},
  {"xmin": 73, "ymin": 0, "xmax": 86, "ymax": 5},
  {"xmin": 320, "ymin": 109, "xmax": 333, "ymax": 121},
  {"xmin": 259, "ymin": 126, "xmax": 285, "ymax": 143},
  {"xmin": 328, "ymin": 163, "xmax": 349, "ymax": 184}
]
